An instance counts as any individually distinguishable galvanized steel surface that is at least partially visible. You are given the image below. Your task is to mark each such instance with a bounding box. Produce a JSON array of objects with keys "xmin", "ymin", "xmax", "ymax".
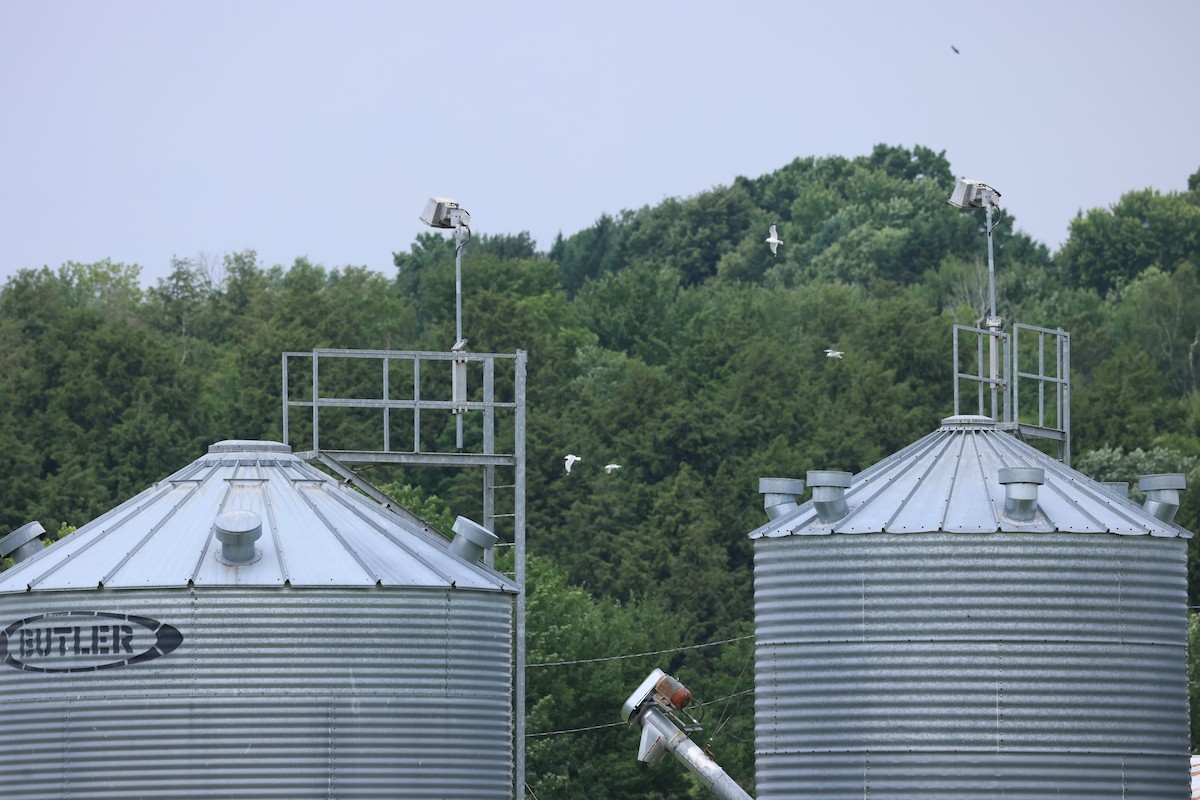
[
  {"xmin": 0, "ymin": 587, "xmax": 514, "ymax": 799},
  {"xmin": 753, "ymin": 532, "xmax": 1189, "ymax": 798},
  {"xmin": 749, "ymin": 416, "xmax": 1190, "ymax": 539},
  {"xmin": 0, "ymin": 440, "xmax": 517, "ymax": 594}
]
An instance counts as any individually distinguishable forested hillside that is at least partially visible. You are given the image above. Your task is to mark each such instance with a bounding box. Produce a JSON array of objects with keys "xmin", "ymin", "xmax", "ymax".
[{"xmin": 3, "ymin": 144, "xmax": 1200, "ymax": 797}]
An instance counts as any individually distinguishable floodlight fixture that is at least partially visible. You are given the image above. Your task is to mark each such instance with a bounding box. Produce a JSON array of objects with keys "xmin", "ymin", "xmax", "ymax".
[
  {"xmin": 419, "ymin": 197, "xmax": 471, "ymax": 230},
  {"xmin": 947, "ymin": 178, "xmax": 1001, "ymax": 210}
]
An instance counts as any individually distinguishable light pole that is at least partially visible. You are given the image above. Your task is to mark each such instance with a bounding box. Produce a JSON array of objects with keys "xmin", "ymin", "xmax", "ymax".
[
  {"xmin": 419, "ymin": 197, "xmax": 471, "ymax": 448},
  {"xmin": 948, "ymin": 178, "xmax": 1003, "ymax": 417}
]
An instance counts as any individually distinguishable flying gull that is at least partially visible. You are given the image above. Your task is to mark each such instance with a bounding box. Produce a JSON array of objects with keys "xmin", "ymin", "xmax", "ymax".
[
  {"xmin": 564, "ymin": 454, "xmax": 582, "ymax": 474},
  {"xmin": 604, "ymin": 463, "xmax": 622, "ymax": 474},
  {"xmin": 765, "ymin": 224, "xmax": 783, "ymax": 256},
  {"xmin": 825, "ymin": 348, "xmax": 844, "ymax": 359}
]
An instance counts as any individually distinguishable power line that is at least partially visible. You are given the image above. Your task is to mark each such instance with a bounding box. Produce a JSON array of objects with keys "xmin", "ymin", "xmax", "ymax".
[
  {"xmin": 525, "ymin": 689, "xmax": 755, "ymax": 739},
  {"xmin": 696, "ymin": 688, "xmax": 755, "ymax": 709},
  {"xmin": 528, "ymin": 634, "xmax": 753, "ymax": 669},
  {"xmin": 525, "ymin": 721, "xmax": 626, "ymax": 738}
]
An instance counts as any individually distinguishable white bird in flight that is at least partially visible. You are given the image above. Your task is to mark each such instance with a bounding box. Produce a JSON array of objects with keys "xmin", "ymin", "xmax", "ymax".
[
  {"xmin": 825, "ymin": 348, "xmax": 844, "ymax": 359},
  {"xmin": 564, "ymin": 454, "xmax": 582, "ymax": 474},
  {"xmin": 604, "ymin": 463, "xmax": 621, "ymax": 474},
  {"xmin": 765, "ymin": 224, "xmax": 783, "ymax": 256},
  {"xmin": 451, "ymin": 338, "xmax": 468, "ymax": 352}
]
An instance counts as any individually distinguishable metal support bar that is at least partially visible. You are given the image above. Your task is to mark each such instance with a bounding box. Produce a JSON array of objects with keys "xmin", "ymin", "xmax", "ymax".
[
  {"xmin": 281, "ymin": 353, "xmax": 289, "ymax": 446},
  {"xmin": 514, "ymin": 349, "xmax": 527, "ymax": 800},
  {"xmin": 413, "ymin": 359, "xmax": 421, "ymax": 452},
  {"xmin": 312, "ymin": 351, "xmax": 320, "ymax": 452},
  {"xmin": 294, "ymin": 450, "xmax": 514, "ymax": 468},
  {"xmin": 383, "ymin": 358, "xmax": 390, "ymax": 452},
  {"xmin": 311, "ymin": 452, "xmax": 431, "ymax": 529},
  {"xmin": 483, "ymin": 359, "xmax": 496, "ymax": 563}
]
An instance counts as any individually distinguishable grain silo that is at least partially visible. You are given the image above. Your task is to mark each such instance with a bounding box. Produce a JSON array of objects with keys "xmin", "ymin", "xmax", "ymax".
[
  {"xmin": 750, "ymin": 415, "xmax": 1191, "ymax": 799},
  {"xmin": 0, "ymin": 439, "xmax": 518, "ymax": 800}
]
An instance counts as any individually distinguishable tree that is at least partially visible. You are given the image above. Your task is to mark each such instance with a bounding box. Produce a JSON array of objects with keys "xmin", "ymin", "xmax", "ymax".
[
  {"xmin": 1110, "ymin": 262, "xmax": 1200, "ymax": 395},
  {"xmin": 521, "ymin": 555, "xmax": 695, "ymax": 800},
  {"xmin": 1057, "ymin": 187, "xmax": 1200, "ymax": 296}
]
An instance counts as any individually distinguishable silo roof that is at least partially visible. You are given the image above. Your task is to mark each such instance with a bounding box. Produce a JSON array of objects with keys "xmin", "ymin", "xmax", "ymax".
[
  {"xmin": 0, "ymin": 440, "xmax": 519, "ymax": 593},
  {"xmin": 750, "ymin": 415, "xmax": 1192, "ymax": 540}
]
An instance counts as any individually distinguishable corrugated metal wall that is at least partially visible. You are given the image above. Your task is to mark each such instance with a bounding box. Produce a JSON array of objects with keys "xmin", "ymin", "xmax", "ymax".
[
  {"xmin": 0, "ymin": 587, "xmax": 513, "ymax": 799},
  {"xmin": 754, "ymin": 532, "xmax": 1189, "ymax": 799}
]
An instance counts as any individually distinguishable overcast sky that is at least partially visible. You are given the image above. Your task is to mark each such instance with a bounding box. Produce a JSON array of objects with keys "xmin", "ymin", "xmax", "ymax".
[{"xmin": 2, "ymin": 1, "xmax": 1197, "ymax": 288}]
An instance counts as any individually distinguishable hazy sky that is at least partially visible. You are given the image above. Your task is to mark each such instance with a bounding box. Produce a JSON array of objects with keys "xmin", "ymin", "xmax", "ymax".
[{"xmin": 2, "ymin": 1, "xmax": 1197, "ymax": 287}]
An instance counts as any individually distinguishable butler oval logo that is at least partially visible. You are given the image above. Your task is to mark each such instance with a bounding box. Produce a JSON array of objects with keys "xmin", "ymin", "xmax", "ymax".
[{"xmin": 2, "ymin": 612, "xmax": 183, "ymax": 673}]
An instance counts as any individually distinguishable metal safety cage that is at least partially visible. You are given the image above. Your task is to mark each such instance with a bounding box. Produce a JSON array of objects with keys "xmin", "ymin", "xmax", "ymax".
[{"xmin": 953, "ymin": 323, "xmax": 1071, "ymax": 465}]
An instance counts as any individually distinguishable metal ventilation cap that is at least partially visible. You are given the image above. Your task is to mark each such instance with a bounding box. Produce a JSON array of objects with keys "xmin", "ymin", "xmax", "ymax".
[
  {"xmin": 999, "ymin": 467, "xmax": 1044, "ymax": 522},
  {"xmin": 807, "ymin": 470, "xmax": 852, "ymax": 523},
  {"xmin": 450, "ymin": 516, "xmax": 499, "ymax": 563},
  {"xmin": 759, "ymin": 477, "xmax": 805, "ymax": 520},
  {"xmin": 940, "ymin": 414, "xmax": 998, "ymax": 429},
  {"xmin": 1139, "ymin": 473, "xmax": 1187, "ymax": 523},
  {"xmin": 214, "ymin": 510, "xmax": 263, "ymax": 565},
  {"xmin": 0, "ymin": 521, "xmax": 46, "ymax": 566},
  {"xmin": 208, "ymin": 440, "xmax": 292, "ymax": 454}
]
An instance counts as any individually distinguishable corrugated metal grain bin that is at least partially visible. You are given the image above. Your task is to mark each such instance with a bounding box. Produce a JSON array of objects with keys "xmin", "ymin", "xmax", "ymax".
[
  {"xmin": 749, "ymin": 416, "xmax": 1192, "ymax": 799},
  {"xmin": 0, "ymin": 440, "xmax": 518, "ymax": 800}
]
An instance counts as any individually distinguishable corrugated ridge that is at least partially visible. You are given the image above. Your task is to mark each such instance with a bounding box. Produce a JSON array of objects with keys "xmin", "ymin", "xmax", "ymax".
[
  {"xmin": 756, "ymin": 752, "xmax": 1187, "ymax": 799},
  {"xmin": 0, "ymin": 589, "xmax": 514, "ymax": 799},
  {"xmin": 1, "ymin": 698, "xmax": 511, "ymax": 799},
  {"xmin": 752, "ymin": 532, "xmax": 1188, "ymax": 799}
]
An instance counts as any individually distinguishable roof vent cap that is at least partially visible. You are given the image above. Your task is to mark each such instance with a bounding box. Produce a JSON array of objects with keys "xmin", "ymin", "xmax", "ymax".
[
  {"xmin": 940, "ymin": 414, "xmax": 998, "ymax": 429},
  {"xmin": 999, "ymin": 467, "xmax": 1044, "ymax": 521},
  {"xmin": 1139, "ymin": 473, "xmax": 1186, "ymax": 523},
  {"xmin": 450, "ymin": 516, "xmax": 499, "ymax": 563},
  {"xmin": 807, "ymin": 470, "xmax": 852, "ymax": 523},
  {"xmin": 208, "ymin": 440, "xmax": 292, "ymax": 455},
  {"xmin": 758, "ymin": 477, "xmax": 805, "ymax": 520},
  {"xmin": 0, "ymin": 521, "xmax": 46, "ymax": 566},
  {"xmin": 214, "ymin": 510, "xmax": 263, "ymax": 565}
]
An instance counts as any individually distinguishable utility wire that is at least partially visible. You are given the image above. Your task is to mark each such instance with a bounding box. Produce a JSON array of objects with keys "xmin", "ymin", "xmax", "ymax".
[
  {"xmin": 525, "ymin": 721, "xmax": 626, "ymax": 738},
  {"xmin": 525, "ymin": 689, "xmax": 755, "ymax": 739},
  {"xmin": 708, "ymin": 648, "xmax": 754, "ymax": 745},
  {"xmin": 528, "ymin": 634, "xmax": 753, "ymax": 669}
]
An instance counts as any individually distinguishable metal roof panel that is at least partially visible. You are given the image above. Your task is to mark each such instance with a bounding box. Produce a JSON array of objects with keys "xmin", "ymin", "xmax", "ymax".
[
  {"xmin": 749, "ymin": 417, "xmax": 1191, "ymax": 540},
  {"xmin": 0, "ymin": 441, "xmax": 517, "ymax": 594}
]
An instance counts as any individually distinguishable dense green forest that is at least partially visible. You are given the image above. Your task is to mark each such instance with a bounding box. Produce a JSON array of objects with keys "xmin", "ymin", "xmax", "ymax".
[{"xmin": 2, "ymin": 144, "xmax": 1200, "ymax": 797}]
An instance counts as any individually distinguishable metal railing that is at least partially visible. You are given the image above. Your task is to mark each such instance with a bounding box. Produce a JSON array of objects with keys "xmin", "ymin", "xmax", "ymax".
[
  {"xmin": 1013, "ymin": 323, "xmax": 1071, "ymax": 465},
  {"xmin": 953, "ymin": 324, "xmax": 1010, "ymax": 422},
  {"xmin": 953, "ymin": 323, "xmax": 1071, "ymax": 464}
]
